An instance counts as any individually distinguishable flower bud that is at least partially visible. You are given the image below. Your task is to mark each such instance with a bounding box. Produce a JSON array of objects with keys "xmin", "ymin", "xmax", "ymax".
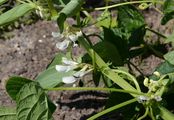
[
  {"xmin": 153, "ymin": 71, "xmax": 160, "ymax": 77},
  {"xmin": 143, "ymin": 77, "xmax": 149, "ymax": 87}
]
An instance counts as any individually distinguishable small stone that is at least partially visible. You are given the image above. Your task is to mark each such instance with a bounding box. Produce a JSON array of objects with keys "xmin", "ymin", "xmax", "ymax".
[
  {"xmin": 38, "ymin": 39, "xmax": 43, "ymax": 43},
  {"xmin": 61, "ymin": 106, "xmax": 70, "ymax": 111},
  {"xmin": 43, "ymin": 35, "xmax": 46, "ymax": 38}
]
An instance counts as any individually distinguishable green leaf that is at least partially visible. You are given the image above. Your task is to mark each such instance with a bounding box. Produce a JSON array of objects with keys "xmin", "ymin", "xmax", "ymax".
[
  {"xmin": 161, "ymin": 0, "xmax": 174, "ymax": 25},
  {"xmin": 57, "ymin": 13, "xmax": 67, "ymax": 33},
  {"xmin": 59, "ymin": 0, "xmax": 83, "ymax": 17},
  {"xmin": 6, "ymin": 76, "xmax": 32, "ymax": 100},
  {"xmin": 164, "ymin": 50, "xmax": 174, "ymax": 65},
  {"xmin": 117, "ymin": 5, "xmax": 146, "ymax": 47},
  {"xmin": 128, "ymin": 25, "xmax": 146, "ymax": 47},
  {"xmin": 82, "ymin": 40, "xmax": 123, "ymax": 66},
  {"xmin": 117, "ymin": 5, "xmax": 145, "ymax": 32},
  {"xmin": 94, "ymin": 41, "xmax": 123, "ymax": 66},
  {"xmin": 36, "ymin": 66, "xmax": 74, "ymax": 88},
  {"xmin": 0, "ymin": 107, "xmax": 17, "ymax": 120},
  {"xmin": 150, "ymin": 61, "xmax": 174, "ymax": 82},
  {"xmin": 156, "ymin": 61, "xmax": 174, "ymax": 74},
  {"xmin": 96, "ymin": 10, "xmax": 116, "ymax": 28},
  {"xmin": 159, "ymin": 106, "xmax": 174, "ymax": 120},
  {"xmin": 57, "ymin": 0, "xmax": 84, "ymax": 32},
  {"xmin": 16, "ymin": 82, "xmax": 53, "ymax": 120},
  {"xmin": 0, "ymin": 0, "xmax": 7, "ymax": 5},
  {"xmin": 0, "ymin": 3, "xmax": 35, "ymax": 26},
  {"xmin": 103, "ymin": 27, "xmax": 128, "ymax": 60}
]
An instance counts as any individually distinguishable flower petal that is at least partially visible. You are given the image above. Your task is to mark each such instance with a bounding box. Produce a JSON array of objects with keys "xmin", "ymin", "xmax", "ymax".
[
  {"xmin": 52, "ymin": 32, "xmax": 64, "ymax": 38},
  {"xmin": 76, "ymin": 31, "xmax": 82, "ymax": 37},
  {"xmin": 73, "ymin": 71, "xmax": 86, "ymax": 78},
  {"xmin": 56, "ymin": 40, "xmax": 70, "ymax": 51},
  {"xmin": 62, "ymin": 57, "xmax": 78, "ymax": 65},
  {"xmin": 62, "ymin": 76, "xmax": 77, "ymax": 84},
  {"xmin": 68, "ymin": 34, "xmax": 78, "ymax": 42},
  {"xmin": 55, "ymin": 65, "xmax": 69, "ymax": 72}
]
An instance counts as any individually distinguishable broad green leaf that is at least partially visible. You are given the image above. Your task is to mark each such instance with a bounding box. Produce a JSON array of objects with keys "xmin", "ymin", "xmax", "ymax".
[
  {"xmin": 16, "ymin": 82, "xmax": 53, "ymax": 120},
  {"xmin": 0, "ymin": 107, "xmax": 17, "ymax": 120},
  {"xmin": 0, "ymin": 0, "xmax": 7, "ymax": 5},
  {"xmin": 6, "ymin": 76, "xmax": 32, "ymax": 100},
  {"xmin": 59, "ymin": 0, "xmax": 83, "ymax": 17},
  {"xmin": 159, "ymin": 106, "xmax": 174, "ymax": 120},
  {"xmin": 57, "ymin": 13, "xmax": 67, "ymax": 33},
  {"xmin": 155, "ymin": 61, "xmax": 174, "ymax": 75},
  {"xmin": 128, "ymin": 25, "xmax": 146, "ymax": 47},
  {"xmin": 96, "ymin": 10, "xmax": 116, "ymax": 28},
  {"xmin": 36, "ymin": 66, "xmax": 74, "ymax": 88},
  {"xmin": 117, "ymin": 5, "xmax": 145, "ymax": 32},
  {"xmin": 164, "ymin": 50, "xmax": 174, "ymax": 65},
  {"xmin": 103, "ymin": 27, "xmax": 128, "ymax": 60},
  {"xmin": 150, "ymin": 61, "xmax": 174, "ymax": 81},
  {"xmin": 116, "ymin": 5, "xmax": 146, "ymax": 48},
  {"xmin": 82, "ymin": 40, "xmax": 123, "ymax": 66},
  {"xmin": 161, "ymin": 0, "xmax": 174, "ymax": 25},
  {"xmin": 0, "ymin": 3, "xmax": 35, "ymax": 26},
  {"xmin": 94, "ymin": 41, "xmax": 123, "ymax": 66},
  {"xmin": 57, "ymin": 0, "xmax": 84, "ymax": 32}
]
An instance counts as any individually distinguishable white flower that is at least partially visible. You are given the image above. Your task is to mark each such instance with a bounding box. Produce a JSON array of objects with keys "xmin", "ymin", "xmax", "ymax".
[
  {"xmin": 76, "ymin": 31, "xmax": 82, "ymax": 37},
  {"xmin": 56, "ymin": 65, "xmax": 69, "ymax": 72},
  {"xmin": 62, "ymin": 76, "xmax": 77, "ymax": 84},
  {"xmin": 56, "ymin": 65, "xmax": 77, "ymax": 72},
  {"xmin": 137, "ymin": 96, "xmax": 149, "ymax": 103},
  {"xmin": 73, "ymin": 71, "xmax": 86, "ymax": 78},
  {"xmin": 68, "ymin": 34, "xmax": 78, "ymax": 42},
  {"xmin": 55, "ymin": 57, "xmax": 93, "ymax": 84},
  {"xmin": 55, "ymin": 57, "xmax": 78, "ymax": 72},
  {"xmin": 73, "ymin": 69, "xmax": 92, "ymax": 78},
  {"xmin": 154, "ymin": 96, "xmax": 162, "ymax": 102},
  {"xmin": 53, "ymin": 31, "xmax": 82, "ymax": 51},
  {"xmin": 52, "ymin": 32, "xmax": 64, "ymax": 38},
  {"xmin": 56, "ymin": 39, "xmax": 70, "ymax": 51},
  {"xmin": 62, "ymin": 57, "xmax": 78, "ymax": 65}
]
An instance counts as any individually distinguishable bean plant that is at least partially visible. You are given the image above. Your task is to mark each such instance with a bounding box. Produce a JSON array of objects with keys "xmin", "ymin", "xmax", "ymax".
[{"xmin": 1, "ymin": 0, "xmax": 174, "ymax": 120}]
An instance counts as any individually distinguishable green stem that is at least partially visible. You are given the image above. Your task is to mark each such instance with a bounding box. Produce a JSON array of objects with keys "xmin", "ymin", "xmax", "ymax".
[
  {"xmin": 46, "ymin": 0, "xmax": 58, "ymax": 19},
  {"xmin": 87, "ymin": 98, "xmax": 137, "ymax": 120},
  {"xmin": 78, "ymin": 35, "xmax": 138, "ymax": 97},
  {"xmin": 149, "ymin": 106, "xmax": 156, "ymax": 120},
  {"xmin": 94, "ymin": 0, "xmax": 164, "ymax": 11},
  {"xmin": 159, "ymin": 106, "xmax": 174, "ymax": 120},
  {"xmin": 137, "ymin": 107, "xmax": 149, "ymax": 120},
  {"xmin": 146, "ymin": 27, "xmax": 167, "ymax": 39},
  {"xmin": 46, "ymin": 87, "xmax": 145, "ymax": 95},
  {"xmin": 145, "ymin": 43, "xmax": 164, "ymax": 58},
  {"xmin": 112, "ymin": 69, "xmax": 141, "ymax": 92}
]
